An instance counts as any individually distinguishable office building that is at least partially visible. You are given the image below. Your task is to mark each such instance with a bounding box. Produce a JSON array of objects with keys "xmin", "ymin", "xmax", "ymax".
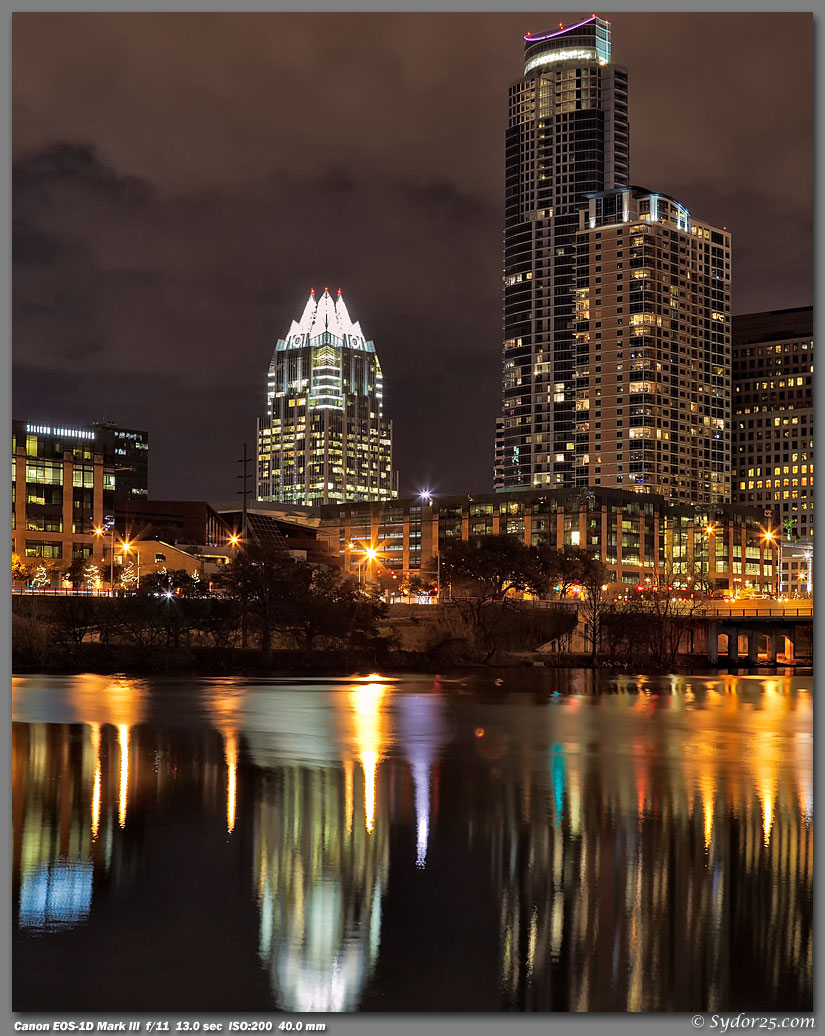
[
  {"xmin": 11, "ymin": 419, "xmax": 149, "ymax": 585},
  {"xmin": 12, "ymin": 419, "xmax": 116, "ymax": 579},
  {"xmin": 570, "ymin": 186, "xmax": 731, "ymax": 502},
  {"xmin": 732, "ymin": 307, "xmax": 813, "ymax": 539},
  {"xmin": 779, "ymin": 536, "xmax": 813, "ymax": 598},
  {"xmin": 495, "ymin": 15, "xmax": 629, "ymax": 490},
  {"xmin": 95, "ymin": 423, "xmax": 149, "ymax": 500},
  {"xmin": 257, "ymin": 288, "xmax": 396, "ymax": 506},
  {"xmin": 318, "ymin": 488, "xmax": 776, "ymax": 595}
]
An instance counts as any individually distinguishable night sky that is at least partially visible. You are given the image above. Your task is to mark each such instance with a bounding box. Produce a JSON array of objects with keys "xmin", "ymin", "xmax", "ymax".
[{"xmin": 12, "ymin": 12, "xmax": 813, "ymax": 501}]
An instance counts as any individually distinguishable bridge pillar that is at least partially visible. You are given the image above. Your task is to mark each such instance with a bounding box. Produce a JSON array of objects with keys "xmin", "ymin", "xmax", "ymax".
[
  {"xmin": 708, "ymin": 623, "xmax": 719, "ymax": 664},
  {"xmin": 747, "ymin": 629, "xmax": 760, "ymax": 666},
  {"xmin": 727, "ymin": 628, "xmax": 740, "ymax": 666},
  {"xmin": 765, "ymin": 631, "xmax": 777, "ymax": 664},
  {"xmin": 784, "ymin": 634, "xmax": 795, "ymax": 662}
]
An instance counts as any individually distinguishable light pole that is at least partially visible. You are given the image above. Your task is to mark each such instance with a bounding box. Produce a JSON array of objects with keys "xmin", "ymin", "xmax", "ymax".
[
  {"xmin": 94, "ymin": 515, "xmax": 116, "ymax": 594},
  {"xmin": 363, "ymin": 546, "xmax": 379, "ymax": 585},
  {"xmin": 228, "ymin": 531, "xmax": 249, "ymax": 648},
  {"xmin": 419, "ymin": 490, "xmax": 440, "ymax": 603},
  {"xmin": 762, "ymin": 528, "xmax": 777, "ymax": 597},
  {"xmin": 345, "ymin": 541, "xmax": 361, "ymax": 585},
  {"xmin": 699, "ymin": 522, "xmax": 715, "ymax": 595}
]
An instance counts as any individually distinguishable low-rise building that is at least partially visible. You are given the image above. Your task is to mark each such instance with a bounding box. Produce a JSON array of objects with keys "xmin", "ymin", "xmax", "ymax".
[
  {"xmin": 779, "ymin": 536, "xmax": 813, "ymax": 598},
  {"xmin": 318, "ymin": 487, "xmax": 777, "ymax": 594}
]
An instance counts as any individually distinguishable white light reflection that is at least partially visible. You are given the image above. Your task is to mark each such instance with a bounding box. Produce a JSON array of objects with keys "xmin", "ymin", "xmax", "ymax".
[
  {"xmin": 89, "ymin": 723, "xmax": 101, "ymax": 839},
  {"xmin": 117, "ymin": 724, "xmax": 129, "ymax": 829},
  {"xmin": 397, "ymin": 693, "xmax": 447, "ymax": 869}
]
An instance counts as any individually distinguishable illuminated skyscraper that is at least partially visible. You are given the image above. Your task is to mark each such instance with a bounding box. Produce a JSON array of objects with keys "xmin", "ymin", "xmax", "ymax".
[
  {"xmin": 495, "ymin": 15, "xmax": 629, "ymax": 489},
  {"xmin": 257, "ymin": 288, "xmax": 396, "ymax": 505},
  {"xmin": 570, "ymin": 186, "xmax": 731, "ymax": 502}
]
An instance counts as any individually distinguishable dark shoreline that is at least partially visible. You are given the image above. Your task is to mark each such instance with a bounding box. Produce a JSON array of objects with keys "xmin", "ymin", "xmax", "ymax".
[{"xmin": 12, "ymin": 644, "xmax": 811, "ymax": 681}]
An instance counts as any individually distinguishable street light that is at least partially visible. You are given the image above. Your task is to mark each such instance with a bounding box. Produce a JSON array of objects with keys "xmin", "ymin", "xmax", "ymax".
[
  {"xmin": 362, "ymin": 545, "xmax": 380, "ymax": 586},
  {"xmin": 761, "ymin": 527, "xmax": 778, "ymax": 597},
  {"xmin": 93, "ymin": 515, "xmax": 116, "ymax": 594},
  {"xmin": 695, "ymin": 521, "xmax": 715, "ymax": 594},
  {"xmin": 419, "ymin": 490, "xmax": 441, "ymax": 602}
]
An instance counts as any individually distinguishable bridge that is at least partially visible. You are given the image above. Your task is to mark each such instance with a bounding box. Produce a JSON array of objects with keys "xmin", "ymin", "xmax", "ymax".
[{"xmin": 695, "ymin": 601, "xmax": 812, "ymax": 665}]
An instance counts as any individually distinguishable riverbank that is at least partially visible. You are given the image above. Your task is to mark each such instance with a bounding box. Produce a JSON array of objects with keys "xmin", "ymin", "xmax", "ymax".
[{"xmin": 11, "ymin": 639, "xmax": 811, "ymax": 678}]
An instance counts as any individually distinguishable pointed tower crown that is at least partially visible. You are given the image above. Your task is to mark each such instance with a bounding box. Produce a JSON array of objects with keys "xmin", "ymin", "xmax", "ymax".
[{"xmin": 280, "ymin": 287, "xmax": 372, "ymax": 351}]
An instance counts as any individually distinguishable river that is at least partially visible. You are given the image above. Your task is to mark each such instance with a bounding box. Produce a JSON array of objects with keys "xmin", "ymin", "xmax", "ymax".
[{"xmin": 12, "ymin": 670, "xmax": 813, "ymax": 1013}]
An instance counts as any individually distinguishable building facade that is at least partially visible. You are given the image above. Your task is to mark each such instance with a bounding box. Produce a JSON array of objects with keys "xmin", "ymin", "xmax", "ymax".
[
  {"xmin": 732, "ymin": 307, "xmax": 813, "ymax": 540},
  {"xmin": 570, "ymin": 187, "xmax": 731, "ymax": 502},
  {"xmin": 96, "ymin": 422, "xmax": 149, "ymax": 501},
  {"xmin": 257, "ymin": 288, "xmax": 396, "ymax": 506},
  {"xmin": 12, "ymin": 419, "xmax": 149, "ymax": 585},
  {"xmin": 319, "ymin": 488, "xmax": 776, "ymax": 595},
  {"xmin": 495, "ymin": 15, "xmax": 630, "ymax": 490},
  {"xmin": 12, "ymin": 420, "xmax": 116, "ymax": 578},
  {"xmin": 779, "ymin": 536, "xmax": 813, "ymax": 598}
]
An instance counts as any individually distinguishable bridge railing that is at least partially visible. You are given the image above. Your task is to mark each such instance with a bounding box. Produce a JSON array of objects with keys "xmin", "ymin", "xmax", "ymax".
[{"xmin": 696, "ymin": 604, "xmax": 813, "ymax": 620}]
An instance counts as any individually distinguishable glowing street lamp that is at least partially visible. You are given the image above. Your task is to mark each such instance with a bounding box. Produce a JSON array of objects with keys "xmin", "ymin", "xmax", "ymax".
[
  {"xmin": 696, "ymin": 521, "xmax": 715, "ymax": 592},
  {"xmin": 93, "ymin": 515, "xmax": 116, "ymax": 593},
  {"xmin": 419, "ymin": 490, "xmax": 441, "ymax": 601},
  {"xmin": 761, "ymin": 527, "xmax": 778, "ymax": 597}
]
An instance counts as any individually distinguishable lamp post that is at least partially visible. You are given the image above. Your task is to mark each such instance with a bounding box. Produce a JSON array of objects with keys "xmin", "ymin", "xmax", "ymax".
[
  {"xmin": 345, "ymin": 541, "xmax": 361, "ymax": 585},
  {"xmin": 762, "ymin": 528, "xmax": 777, "ymax": 598},
  {"xmin": 228, "ymin": 531, "xmax": 249, "ymax": 648},
  {"xmin": 419, "ymin": 489, "xmax": 440, "ymax": 603},
  {"xmin": 363, "ymin": 546, "xmax": 379, "ymax": 585},
  {"xmin": 699, "ymin": 522, "xmax": 716, "ymax": 595},
  {"xmin": 93, "ymin": 515, "xmax": 116, "ymax": 594}
]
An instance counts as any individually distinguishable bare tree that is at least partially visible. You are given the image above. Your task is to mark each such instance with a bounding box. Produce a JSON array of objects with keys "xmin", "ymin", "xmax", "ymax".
[{"xmin": 579, "ymin": 560, "xmax": 608, "ymax": 666}]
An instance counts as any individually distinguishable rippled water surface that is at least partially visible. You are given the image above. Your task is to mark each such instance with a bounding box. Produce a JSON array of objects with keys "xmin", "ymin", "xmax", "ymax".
[{"xmin": 12, "ymin": 670, "xmax": 813, "ymax": 1013}]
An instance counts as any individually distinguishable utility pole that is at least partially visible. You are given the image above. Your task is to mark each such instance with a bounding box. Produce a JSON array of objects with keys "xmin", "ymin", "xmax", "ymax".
[
  {"xmin": 238, "ymin": 441, "xmax": 252, "ymax": 544},
  {"xmin": 237, "ymin": 442, "xmax": 253, "ymax": 648}
]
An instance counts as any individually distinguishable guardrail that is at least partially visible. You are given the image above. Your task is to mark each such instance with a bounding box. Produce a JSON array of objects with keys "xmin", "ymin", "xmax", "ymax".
[
  {"xmin": 12, "ymin": 588, "xmax": 113, "ymax": 597},
  {"xmin": 697, "ymin": 605, "xmax": 813, "ymax": 619}
]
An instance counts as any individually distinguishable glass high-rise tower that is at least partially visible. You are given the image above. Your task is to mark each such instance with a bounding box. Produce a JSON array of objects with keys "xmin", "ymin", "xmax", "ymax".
[
  {"xmin": 257, "ymin": 288, "xmax": 396, "ymax": 506},
  {"xmin": 494, "ymin": 15, "xmax": 629, "ymax": 489}
]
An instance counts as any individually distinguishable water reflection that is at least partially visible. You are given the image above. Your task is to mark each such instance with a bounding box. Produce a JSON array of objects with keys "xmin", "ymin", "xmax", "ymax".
[
  {"xmin": 12, "ymin": 673, "xmax": 813, "ymax": 1013},
  {"xmin": 397, "ymin": 692, "xmax": 448, "ymax": 868}
]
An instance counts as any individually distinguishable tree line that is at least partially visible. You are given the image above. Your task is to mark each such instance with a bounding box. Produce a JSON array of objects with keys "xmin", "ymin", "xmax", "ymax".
[{"xmin": 12, "ymin": 535, "xmax": 707, "ymax": 671}]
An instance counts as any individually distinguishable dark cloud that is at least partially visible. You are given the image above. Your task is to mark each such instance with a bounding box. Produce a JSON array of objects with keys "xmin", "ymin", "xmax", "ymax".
[
  {"xmin": 11, "ymin": 12, "xmax": 813, "ymax": 499},
  {"xmin": 13, "ymin": 141, "xmax": 501, "ymax": 496}
]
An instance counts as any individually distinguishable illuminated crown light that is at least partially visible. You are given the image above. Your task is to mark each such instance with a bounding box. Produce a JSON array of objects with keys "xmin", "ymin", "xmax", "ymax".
[{"xmin": 284, "ymin": 287, "xmax": 367, "ymax": 348}]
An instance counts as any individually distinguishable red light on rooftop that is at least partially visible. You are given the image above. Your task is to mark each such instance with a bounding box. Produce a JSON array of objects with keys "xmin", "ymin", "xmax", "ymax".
[
  {"xmin": 337, "ymin": 288, "xmax": 342, "ymax": 294},
  {"xmin": 559, "ymin": 22, "xmax": 563, "ymax": 28}
]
